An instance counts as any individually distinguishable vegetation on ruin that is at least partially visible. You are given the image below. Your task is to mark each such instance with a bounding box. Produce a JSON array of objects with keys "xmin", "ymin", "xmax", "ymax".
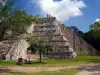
[
  {"xmin": 0, "ymin": 0, "xmax": 35, "ymax": 40},
  {"xmin": 27, "ymin": 33, "xmax": 52, "ymax": 63},
  {"xmin": 28, "ymin": 36, "xmax": 45, "ymax": 63}
]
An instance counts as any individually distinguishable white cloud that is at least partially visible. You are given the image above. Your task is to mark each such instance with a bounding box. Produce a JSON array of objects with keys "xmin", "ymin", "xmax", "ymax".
[{"xmin": 33, "ymin": 0, "xmax": 86, "ymax": 22}]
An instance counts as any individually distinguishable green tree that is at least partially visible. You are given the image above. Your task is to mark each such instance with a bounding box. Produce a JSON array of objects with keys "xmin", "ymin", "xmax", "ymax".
[
  {"xmin": 28, "ymin": 36, "xmax": 45, "ymax": 63},
  {"xmin": 27, "ymin": 30, "xmax": 52, "ymax": 63},
  {"xmin": 0, "ymin": 0, "xmax": 35, "ymax": 40},
  {"xmin": 81, "ymin": 21, "xmax": 100, "ymax": 52},
  {"xmin": 89, "ymin": 22, "xmax": 100, "ymax": 37},
  {"xmin": 0, "ymin": 0, "xmax": 14, "ymax": 40}
]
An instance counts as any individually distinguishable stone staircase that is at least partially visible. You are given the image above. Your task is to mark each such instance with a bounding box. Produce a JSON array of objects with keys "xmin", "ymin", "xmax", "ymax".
[
  {"xmin": 0, "ymin": 39, "xmax": 28, "ymax": 60},
  {"xmin": 33, "ymin": 17, "xmax": 77, "ymax": 59},
  {"xmin": 6, "ymin": 39, "xmax": 28, "ymax": 60},
  {"xmin": 0, "ymin": 40, "xmax": 15, "ymax": 59}
]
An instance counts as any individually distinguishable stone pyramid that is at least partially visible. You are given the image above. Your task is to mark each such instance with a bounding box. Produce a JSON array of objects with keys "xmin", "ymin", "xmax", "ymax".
[
  {"xmin": 33, "ymin": 15, "xmax": 99, "ymax": 59},
  {"xmin": 0, "ymin": 15, "xmax": 99, "ymax": 60},
  {"xmin": 33, "ymin": 16, "xmax": 77, "ymax": 59}
]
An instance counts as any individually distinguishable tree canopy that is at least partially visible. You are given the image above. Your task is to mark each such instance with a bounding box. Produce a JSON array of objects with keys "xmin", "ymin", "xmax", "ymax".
[
  {"xmin": 27, "ymin": 36, "xmax": 46, "ymax": 63},
  {"xmin": 0, "ymin": 0, "xmax": 35, "ymax": 40},
  {"xmin": 89, "ymin": 22, "xmax": 100, "ymax": 37}
]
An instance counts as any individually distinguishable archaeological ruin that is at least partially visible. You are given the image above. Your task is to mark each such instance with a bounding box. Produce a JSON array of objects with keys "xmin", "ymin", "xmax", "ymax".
[{"xmin": 0, "ymin": 15, "xmax": 99, "ymax": 60}]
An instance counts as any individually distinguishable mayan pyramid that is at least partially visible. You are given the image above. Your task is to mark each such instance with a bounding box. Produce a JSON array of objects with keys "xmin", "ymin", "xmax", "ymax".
[
  {"xmin": 0, "ymin": 15, "xmax": 99, "ymax": 60},
  {"xmin": 33, "ymin": 15, "xmax": 99, "ymax": 58},
  {"xmin": 33, "ymin": 15, "xmax": 76, "ymax": 59}
]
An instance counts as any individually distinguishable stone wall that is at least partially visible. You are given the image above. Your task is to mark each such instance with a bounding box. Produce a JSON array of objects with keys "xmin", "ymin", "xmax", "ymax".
[
  {"xmin": 58, "ymin": 24, "xmax": 99, "ymax": 56},
  {"xmin": 6, "ymin": 39, "xmax": 28, "ymax": 60},
  {"xmin": 0, "ymin": 24, "xmax": 34, "ymax": 60}
]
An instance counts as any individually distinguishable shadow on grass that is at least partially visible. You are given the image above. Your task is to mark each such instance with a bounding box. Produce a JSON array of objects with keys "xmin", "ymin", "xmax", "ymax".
[
  {"xmin": 73, "ymin": 59, "xmax": 100, "ymax": 63},
  {"xmin": 24, "ymin": 61, "xmax": 47, "ymax": 64},
  {"xmin": 87, "ymin": 59, "xmax": 100, "ymax": 63},
  {"xmin": 72, "ymin": 56, "xmax": 100, "ymax": 63},
  {"xmin": 16, "ymin": 61, "xmax": 47, "ymax": 66}
]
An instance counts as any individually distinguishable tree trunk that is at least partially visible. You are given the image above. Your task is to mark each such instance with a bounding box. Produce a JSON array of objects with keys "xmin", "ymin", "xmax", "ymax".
[{"xmin": 39, "ymin": 50, "xmax": 42, "ymax": 63}]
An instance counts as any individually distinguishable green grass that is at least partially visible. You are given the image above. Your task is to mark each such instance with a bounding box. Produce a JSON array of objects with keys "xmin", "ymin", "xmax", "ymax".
[
  {"xmin": 34, "ymin": 56, "xmax": 100, "ymax": 66},
  {"xmin": 0, "ymin": 56, "xmax": 100, "ymax": 75},
  {"xmin": 8, "ymin": 56, "xmax": 100, "ymax": 67},
  {"xmin": 0, "ymin": 60, "xmax": 16, "ymax": 66},
  {"xmin": 0, "ymin": 56, "xmax": 100, "ymax": 67},
  {"xmin": 42, "ymin": 56, "xmax": 100, "ymax": 63}
]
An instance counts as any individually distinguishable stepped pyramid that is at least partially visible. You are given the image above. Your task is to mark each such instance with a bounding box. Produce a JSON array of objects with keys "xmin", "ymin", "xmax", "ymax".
[
  {"xmin": 33, "ymin": 16, "xmax": 76, "ymax": 59},
  {"xmin": 0, "ymin": 15, "xmax": 99, "ymax": 60},
  {"xmin": 33, "ymin": 15, "xmax": 99, "ymax": 58}
]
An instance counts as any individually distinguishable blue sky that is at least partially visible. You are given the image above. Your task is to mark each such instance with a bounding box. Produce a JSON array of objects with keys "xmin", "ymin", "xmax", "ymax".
[{"xmin": 14, "ymin": 0, "xmax": 100, "ymax": 32}]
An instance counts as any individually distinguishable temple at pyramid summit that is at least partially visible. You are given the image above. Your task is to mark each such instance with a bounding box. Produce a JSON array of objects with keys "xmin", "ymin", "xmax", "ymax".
[{"xmin": 0, "ymin": 15, "xmax": 99, "ymax": 60}]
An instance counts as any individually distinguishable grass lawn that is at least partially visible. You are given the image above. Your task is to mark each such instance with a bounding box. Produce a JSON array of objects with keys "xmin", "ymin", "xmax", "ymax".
[
  {"xmin": 21, "ymin": 56, "xmax": 100, "ymax": 67},
  {"xmin": 0, "ymin": 56, "xmax": 100, "ymax": 75},
  {"xmin": 42, "ymin": 56, "xmax": 100, "ymax": 64},
  {"xmin": 0, "ymin": 60, "xmax": 16, "ymax": 66},
  {"xmin": 0, "ymin": 56, "xmax": 100, "ymax": 67}
]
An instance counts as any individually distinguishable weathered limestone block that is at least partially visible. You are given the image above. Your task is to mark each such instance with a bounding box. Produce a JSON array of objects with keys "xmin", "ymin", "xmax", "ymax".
[
  {"xmin": 59, "ymin": 24, "xmax": 100, "ymax": 56},
  {"xmin": 33, "ymin": 17, "xmax": 77, "ymax": 59},
  {"xmin": 5, "ymin": 24, "xmax": 34, "ymax": 60},
  {"xmin": 0, "ymin": 40, "xmax": 15, "ymax": 56},
  {"xmin": 6, "ymin": 39, "xmax": 29, "ymax": 60}
]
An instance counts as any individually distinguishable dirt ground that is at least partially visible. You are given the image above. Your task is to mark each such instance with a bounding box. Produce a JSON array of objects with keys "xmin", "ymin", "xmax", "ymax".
[{"xmin": 0, "ymin": 64, "xmax": 100, "ymax": 75}]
